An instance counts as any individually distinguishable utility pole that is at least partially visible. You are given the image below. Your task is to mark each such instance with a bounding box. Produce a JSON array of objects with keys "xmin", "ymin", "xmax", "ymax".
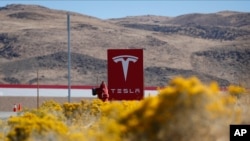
[{"xmin": 67, "ymin": 13, "xmax": 71, "ymax": 103}]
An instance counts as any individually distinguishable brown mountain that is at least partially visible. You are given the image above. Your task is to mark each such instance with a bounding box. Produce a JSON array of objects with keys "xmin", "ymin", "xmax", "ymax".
[{"xmin": 0, "ymin": 4, "xmax": 249, "ymax": 87}]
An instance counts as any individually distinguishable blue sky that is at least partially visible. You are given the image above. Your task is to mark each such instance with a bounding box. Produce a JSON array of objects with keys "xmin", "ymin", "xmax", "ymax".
[{"xmin": 0, "ymin": 1, "xmax": 249, "ymax": 19}]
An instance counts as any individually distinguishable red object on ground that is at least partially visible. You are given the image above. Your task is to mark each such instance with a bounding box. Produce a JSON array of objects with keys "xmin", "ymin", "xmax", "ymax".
[
  {"xmin": 13, "ymin": 104, "xmax": 17, "ymax": 112},
  {"xmin": 18, "ymin": 103, "xmax": 22, "ymax": 111},
  {"xmin": 92, "ymin": 81, "xmax": 109, "ymax": 102}
]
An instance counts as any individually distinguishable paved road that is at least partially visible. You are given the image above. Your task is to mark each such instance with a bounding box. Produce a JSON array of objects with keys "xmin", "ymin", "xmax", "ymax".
[{"xmin": 0, "ymin": 112, "xmax": 17, "ymax": 120}]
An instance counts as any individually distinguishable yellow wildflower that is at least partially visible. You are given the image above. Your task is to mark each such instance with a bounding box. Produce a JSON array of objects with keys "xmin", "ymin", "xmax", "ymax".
[{"xmin": 228, "ymin": 85, "xmax": 246, "ymax": 97}]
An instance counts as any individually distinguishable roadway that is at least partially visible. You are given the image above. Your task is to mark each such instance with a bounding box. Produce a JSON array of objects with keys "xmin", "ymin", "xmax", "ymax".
[{"xmin": 0, "ymin": 112, "xmax": 17, "ymax": 120}]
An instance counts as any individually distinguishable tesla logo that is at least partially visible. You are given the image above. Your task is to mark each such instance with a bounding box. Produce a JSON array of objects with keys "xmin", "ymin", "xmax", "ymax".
[
  {"xmin": 112, "ymin": 55, "xmax": 138, "ymax": 81},
  {"xmin": 108, "ymin": 49, "xmax": 143, "ymax": 100}
]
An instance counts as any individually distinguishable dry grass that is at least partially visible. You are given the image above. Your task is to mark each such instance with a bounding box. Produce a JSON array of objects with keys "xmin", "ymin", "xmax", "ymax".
[{"xmin": 0, "ymin": 4, "xmax": 249, "ymax": 87}]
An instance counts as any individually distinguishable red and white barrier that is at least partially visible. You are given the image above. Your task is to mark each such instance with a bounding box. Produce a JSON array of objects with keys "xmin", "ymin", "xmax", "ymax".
[{"xmin": 0, "ymin": 84, "xmax": 158, "ymax": 97}]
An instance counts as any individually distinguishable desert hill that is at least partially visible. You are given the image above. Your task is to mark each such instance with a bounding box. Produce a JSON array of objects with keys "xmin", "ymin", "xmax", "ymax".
[{"xmin": 0, "ymin": 4, "xmax": 249, "ymax": 87}]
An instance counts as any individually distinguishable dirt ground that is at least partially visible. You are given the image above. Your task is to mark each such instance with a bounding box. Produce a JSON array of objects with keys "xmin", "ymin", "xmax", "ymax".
[{"xmin": 0, "ymin": 96, "xmax": 92, "ymax": 111}]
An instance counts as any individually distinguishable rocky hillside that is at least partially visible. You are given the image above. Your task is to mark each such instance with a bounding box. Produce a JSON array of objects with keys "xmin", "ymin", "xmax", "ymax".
[{"xmin": 0, "ymin": 4, "xmax": 249, "ymax": 87}]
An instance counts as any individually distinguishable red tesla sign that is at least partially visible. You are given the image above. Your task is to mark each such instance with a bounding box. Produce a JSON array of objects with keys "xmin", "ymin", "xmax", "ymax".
[{"xmin": 108, "ymin": 49, "xmax": 144, "ymax": 100}]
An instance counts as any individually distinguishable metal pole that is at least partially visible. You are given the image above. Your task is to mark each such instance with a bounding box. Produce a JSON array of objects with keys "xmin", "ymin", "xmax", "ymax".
[
  {"xmin": 96, "ymin": 76, "xmax": 97, "ymax": 86},
  {"xmin": 37, "ymin": 68, "xmax": 39, "ymax": 109},
  {"xmin": 67, "ymin": 13, "xmax": 71, "ymax": 102}
]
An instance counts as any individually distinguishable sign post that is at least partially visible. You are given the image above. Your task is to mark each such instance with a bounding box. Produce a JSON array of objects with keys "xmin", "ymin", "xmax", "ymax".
[{"xmin": 108, "ymin": 49, "xmax": 144, "ymax": 100}]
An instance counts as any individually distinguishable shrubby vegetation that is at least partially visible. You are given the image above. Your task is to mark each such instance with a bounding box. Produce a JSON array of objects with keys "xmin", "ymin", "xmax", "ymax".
[{"xmin": 0, "ymin": 76, "xmax": 247, "ymax": 141}]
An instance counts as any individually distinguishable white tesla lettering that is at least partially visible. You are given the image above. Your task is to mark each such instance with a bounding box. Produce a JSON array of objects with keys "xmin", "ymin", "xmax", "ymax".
[
  {"xmin": 110, "ymin": 88, "xmax": 141, "ymax": 94},
  {"xmin": 112, "ymin": 55, "xmax": 138, "ymax": 81}
]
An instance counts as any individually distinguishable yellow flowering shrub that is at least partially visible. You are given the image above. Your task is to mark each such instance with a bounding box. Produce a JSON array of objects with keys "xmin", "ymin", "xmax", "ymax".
[
  {"xmin": 40, "ymin": 100, "xmax": 63, "ymax": 111},
  {"xmin": 62, "ymin": 102, "xmax": 82, "ymax": 120},
  {"xmin": 0, "ymin": 118, "xmax": 9, "ymax": 141},
  {"xmin": 100, "ymin": 100, "xmax": 139, "ymax": 119},
  {"xmin": 62, "ymin": 99, "xmax": 104, "ymax": 127},
  {"xmin": 87, "ymin": 101, "xmax": 140, "ymax": 141},
  {"xmin": 0, "ymin": 76, "xmax": 248, "ymax": 141},
  {"xmin": 228, "ymin": 85, "xmax": 246, "ymax": 98},
  {"xmin": 0, "ymin": 133, "xmax": 4, "ymax": 141},
  {"xmin": 119, "ymin": 76, "xmax": 242, "ymax": 141},
  {"xmin": 7, "ymin": 112, "xmax": 68, "ymax": 141},
  {"xmin": 24, "ymin": 100, "xmax": 65, "ymax": 122},
  {"xmin": 0, "ymin": 120, "xmax": 5, "ymax": 141}
]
